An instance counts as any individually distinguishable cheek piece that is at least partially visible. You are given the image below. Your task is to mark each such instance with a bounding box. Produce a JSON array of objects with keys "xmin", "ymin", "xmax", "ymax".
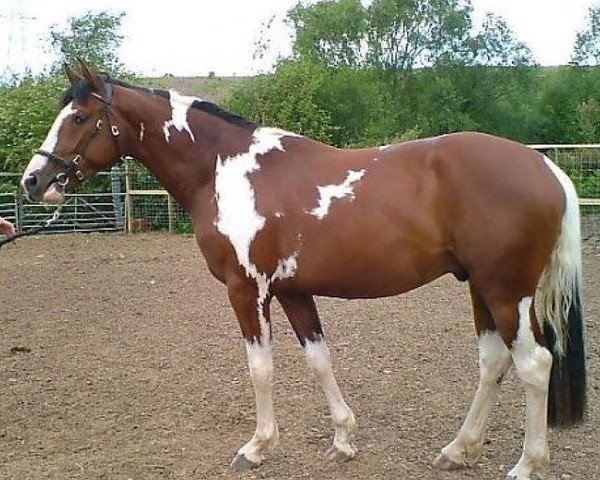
[{"xmin": 35, "ymin": 82, "xmax": 123, "ymax": 186}]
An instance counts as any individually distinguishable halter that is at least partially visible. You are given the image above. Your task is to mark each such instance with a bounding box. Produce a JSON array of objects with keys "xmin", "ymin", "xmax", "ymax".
[
  {"xmin": 35, "ymin": 82, "xmax": 123, "ymax": 186},
  {"xmin": 1, "ymin": 82, "xmax": 124, "ymax": 251}
]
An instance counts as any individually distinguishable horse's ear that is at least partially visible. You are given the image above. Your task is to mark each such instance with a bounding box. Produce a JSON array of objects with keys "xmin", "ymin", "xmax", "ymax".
[
  {"xmin": 64, "ymin": 63, "xmax": 81, "ymax": 86},
  {"xmin": 77, "ymin": 58, "xmax": 105, "ymax": 94}
]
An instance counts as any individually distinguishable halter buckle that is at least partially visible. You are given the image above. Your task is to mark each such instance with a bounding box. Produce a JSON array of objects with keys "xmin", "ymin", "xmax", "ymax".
[
  {"xmin": 111, "ymin": 125, "xmax": 120, "ymax": 136},
  {"xmin": 96, "ymin": 119, "xmax": 103, "ymax": 130},
  {"xmin": 75, "ymin": 170, "xmax": 85, "ymax": 181},
  {"xmin": 72, "ymin": 154, "xmax": 82, "ymax": 165},
  {"xmin": 56, "ymin": 172, "xmax": 69, "ymax": 187}
]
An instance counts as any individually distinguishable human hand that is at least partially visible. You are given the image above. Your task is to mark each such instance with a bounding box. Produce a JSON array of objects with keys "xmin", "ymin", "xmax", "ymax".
[{"xmin": 0, "ymin": 217, "xmax": 16, "ymax": 236}]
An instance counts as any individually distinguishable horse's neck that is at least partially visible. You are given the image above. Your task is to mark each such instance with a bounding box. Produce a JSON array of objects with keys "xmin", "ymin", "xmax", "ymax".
[{"xmin": 121, "ymin": 91, "xmax": 249, "ymax": 215}]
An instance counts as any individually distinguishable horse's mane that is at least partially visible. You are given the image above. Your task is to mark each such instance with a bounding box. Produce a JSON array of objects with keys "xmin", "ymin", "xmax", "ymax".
[{"xmin": 60, "ymin": 75, "xmax": 257, "ymax": 131}]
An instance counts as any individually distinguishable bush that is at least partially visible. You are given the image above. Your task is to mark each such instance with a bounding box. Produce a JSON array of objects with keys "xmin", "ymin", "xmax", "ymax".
[{"xmin": 0, "ymin": 76, "xmax": 68, "ymax": 176}]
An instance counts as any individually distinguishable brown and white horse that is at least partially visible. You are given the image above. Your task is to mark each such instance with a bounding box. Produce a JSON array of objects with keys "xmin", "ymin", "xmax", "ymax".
[{"xmin": 21, "ymin": 63, "xmax": 586, "ymax": 480}]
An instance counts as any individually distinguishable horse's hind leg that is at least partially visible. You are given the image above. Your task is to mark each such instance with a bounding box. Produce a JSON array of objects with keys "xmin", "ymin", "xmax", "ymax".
[
  {"xmin": 277, "ymin": 292, "xmax": 357, "ymax": 461},
  {"xmin": 434, "ymin": 281, "xmax": 512, "ymax": 470},
  {"xmin": 494, "ymin": 296, "xmax": 552, "ymax": 480}
]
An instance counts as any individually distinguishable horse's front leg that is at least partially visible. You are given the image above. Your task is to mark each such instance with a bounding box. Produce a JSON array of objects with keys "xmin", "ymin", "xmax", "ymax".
[
  {"xmin": 277, "ymin": 292, "xmax": 357, "ymax": 461},
  {"xmin": 228, "ymin": 278, "xmax": 279, "ymax": 471}
]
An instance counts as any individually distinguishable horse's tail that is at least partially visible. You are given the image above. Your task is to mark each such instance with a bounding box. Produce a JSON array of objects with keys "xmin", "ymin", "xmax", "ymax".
[{"xmin": 538, "ymin": 156, "xmax": 586, "ymax": 427}]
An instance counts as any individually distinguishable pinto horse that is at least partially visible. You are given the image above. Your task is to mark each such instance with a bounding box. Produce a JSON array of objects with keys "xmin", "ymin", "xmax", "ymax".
[{"xmin": 21, "ymin": 62, "xmax": 586, "ymax": 480}]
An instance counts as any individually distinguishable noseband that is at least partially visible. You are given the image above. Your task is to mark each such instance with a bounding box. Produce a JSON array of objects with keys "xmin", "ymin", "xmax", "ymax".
[{"xmin": 36, "ymin": 82, "xmax": 123, "ymax": 186}]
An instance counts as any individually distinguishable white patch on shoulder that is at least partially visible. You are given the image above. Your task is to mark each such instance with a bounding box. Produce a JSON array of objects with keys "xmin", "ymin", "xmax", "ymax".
[
  {"xmin": 274, "ymin": 211, "xmax": 284, "ymax": 218},
  {"xmin": 215, "ymin": 127, "xmax": 301, "ymax": 341},
  {"xmin": 215, "ymin": 151, "xmax": 265, "ymax": 270},
  {"xmin": 163, "ymin": 89, "xmax": 200, "ymax": 143},
  {"xmin": 22, "ymin": 102, "xmax": 76, "ymax": 183},
  {"xmin": 309, "ymin": 169, "xmax": 366, "ymax": 220},
  {"xmin": 215, "ymin": 126, "xmax": 300, "ymax": 267}
]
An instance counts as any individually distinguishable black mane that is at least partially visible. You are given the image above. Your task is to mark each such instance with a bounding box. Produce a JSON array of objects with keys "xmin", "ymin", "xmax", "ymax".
[{"xmin": 60, "ymin": 75, "xmax": 257, "ymax": 130}]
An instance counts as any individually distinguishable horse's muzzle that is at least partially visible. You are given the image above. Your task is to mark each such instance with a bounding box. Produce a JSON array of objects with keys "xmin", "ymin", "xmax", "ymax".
[
  {"xmin": 22, "ymin": 171, "xmax": 43, "ymax": 202},
  {"xmin": 21, "ymin": 170, "xmax": 64, "ymax": 204}
]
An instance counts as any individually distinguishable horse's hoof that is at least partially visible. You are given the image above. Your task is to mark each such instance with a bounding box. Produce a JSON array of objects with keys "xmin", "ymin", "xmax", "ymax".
[
  {"xmin": 322, "ymin": 444, "xmax": 356, "ymax": 462},
  {"xmin": 505, "ymin": 473, "xmax": 543, "ymax": 480},
  {"xmin": 230, "ymin": 454, "xmax": 260, "ymax": 472},
  {"xmin": 433, "ymin": 452, "xmax": 465, "ymax": 470}
]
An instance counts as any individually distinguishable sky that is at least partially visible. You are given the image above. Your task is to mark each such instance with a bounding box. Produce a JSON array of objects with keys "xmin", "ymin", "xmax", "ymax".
[{"xmin": 0, "ymin": 0, "xmax": 598, "ymax": 78}]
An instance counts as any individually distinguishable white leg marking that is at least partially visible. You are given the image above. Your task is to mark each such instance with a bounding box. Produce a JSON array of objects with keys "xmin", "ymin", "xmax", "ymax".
[
  {"xmin": 305, "ymin": 338, "xmax": 356, "ymax": 458},
  {"xmin": 236, "ymin": 340, "xmax": 278, "ymax": 465},
  {"xmin": 507, "ymin": 297, "xmax": 552, "ymax": 480},
  {"xmin": 436, "ymin": 330, "xmax": 512, "ymax": 468},
  {"xmin": 309, "ymin": 169, "xmax": 367, "ymax": 220}
]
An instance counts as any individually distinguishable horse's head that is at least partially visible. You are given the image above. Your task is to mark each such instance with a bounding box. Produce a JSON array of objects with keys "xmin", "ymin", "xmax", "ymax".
[{"xmin": 21, "ymin": 61, "xmax": 125, "ymax": 204}]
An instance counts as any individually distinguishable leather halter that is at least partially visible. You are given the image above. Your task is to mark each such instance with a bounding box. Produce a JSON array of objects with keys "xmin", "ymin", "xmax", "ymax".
[{"xmin": 36, "ymin": 82, "xmax": 123, "ymax": 186}]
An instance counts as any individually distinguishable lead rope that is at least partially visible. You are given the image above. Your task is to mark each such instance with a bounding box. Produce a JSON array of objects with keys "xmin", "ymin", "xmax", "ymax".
[{"xmin": 0, "ymin": 206, "xmax": 62, "ymax": 250}]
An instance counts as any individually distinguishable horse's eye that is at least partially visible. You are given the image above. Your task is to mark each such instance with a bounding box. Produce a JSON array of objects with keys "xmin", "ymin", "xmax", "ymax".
[{"xmin": 73, "ymin": 114, "xmax": 86, "ymax": 125}]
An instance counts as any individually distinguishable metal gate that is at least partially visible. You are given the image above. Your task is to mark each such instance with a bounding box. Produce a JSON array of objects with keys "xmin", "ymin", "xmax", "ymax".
[{"xmin": 0, "ymin": 168, "xmax": 126, "ymax": 235}]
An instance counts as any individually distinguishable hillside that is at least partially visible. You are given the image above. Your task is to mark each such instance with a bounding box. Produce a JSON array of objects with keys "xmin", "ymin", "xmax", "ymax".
[{"xmin": 137, "ymin": 75, "xmax": 252, "ymax": 103}]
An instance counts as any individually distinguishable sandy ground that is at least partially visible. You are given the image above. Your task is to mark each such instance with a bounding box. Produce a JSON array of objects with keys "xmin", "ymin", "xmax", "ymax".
[{"xmin": 0, "ymin": 233, "xmax": 598, "ymax": 480}]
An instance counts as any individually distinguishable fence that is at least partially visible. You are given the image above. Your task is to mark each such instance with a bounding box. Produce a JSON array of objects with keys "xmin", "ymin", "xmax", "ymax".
[
  {"xmin": 534, "ymin": 145, "xmax": 600, "ymax": 245},
  {"xmin": 1, "ymin": 145, "xmax": 599, "ymax": 242},
  {"xmin": 0, "ymin": 170, "xmax": 126, "ymax": 234},
  {"xmin": 122, "ymin": 161, "xmax": 190, "ymax": 233}
]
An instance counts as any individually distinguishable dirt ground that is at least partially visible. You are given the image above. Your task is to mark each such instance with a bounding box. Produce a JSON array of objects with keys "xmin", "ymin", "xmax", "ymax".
[{"xmin": 0, "ymin": 233, "xmax": 598, "ymax": 480}]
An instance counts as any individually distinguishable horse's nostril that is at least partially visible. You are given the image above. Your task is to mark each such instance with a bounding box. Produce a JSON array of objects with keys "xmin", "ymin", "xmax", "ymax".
[{"xmin": 24, "ymin": 174, "xmax": 38, "ymax": 188}]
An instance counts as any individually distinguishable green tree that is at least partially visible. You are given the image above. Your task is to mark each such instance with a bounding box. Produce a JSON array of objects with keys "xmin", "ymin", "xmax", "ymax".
[
  {"xmin": 224, "ymin": 60, "xmax": 336, "ymax": 143},
  {"xmin": 48, "ymin": 10, "xmax": 126, "ymax": 74},
  {"xmin": 469, "ymin": 13, "xmax": 534, "ymax": 66},
  {"xmin": 288, "ymin": 0, "xmax": 477, "ymax": 70},
  {"xmin": 366, "ymin": 0, "xmax": 473, "ymax": 71},
  {"xmin": 572, "ymin": 4, "xmax": 600, "ymax": 66},
  {"xmin": 534, "ymin": 67, "xmax": 582, "ymax": 143},
  {"xmin": 0, "ymin": 77, "xmax": 67, "ymax": 178},
  {"xmin": 315, "ymin": 67, "xmax": 391, "ymax": 146},
  {"xmin": 288, "ymin": 0, "xmax": 367, "ymax": 67},
  {"xmin": 577, "ymin": 98, "xmax": 600, "ymax": 141}
]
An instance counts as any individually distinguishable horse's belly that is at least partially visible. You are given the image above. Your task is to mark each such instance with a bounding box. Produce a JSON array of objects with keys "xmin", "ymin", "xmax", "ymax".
[{"xmin": 284, "ymin": 246, "xmax": 451, "ymax": 299}]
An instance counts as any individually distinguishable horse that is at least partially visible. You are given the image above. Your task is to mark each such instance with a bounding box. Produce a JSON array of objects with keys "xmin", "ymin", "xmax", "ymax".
[{"xmin": 20, "ymin": 61, "xmax": 586, "ymax": 480}]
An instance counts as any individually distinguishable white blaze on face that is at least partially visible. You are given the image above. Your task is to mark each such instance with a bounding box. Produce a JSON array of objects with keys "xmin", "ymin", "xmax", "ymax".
[
  {"xmin": 309, "ymin": 169, "xmax": 366, "ymax": 220},
  {"xmin": 21, "ymin": 103, "xmax": 77, "ymax": 186},
  {"xmin": 163, "ymin": 90, "xmax": 201, "ymax": 143},
  {"xmin": 215, "ymin": 127, "xmax": 301, "ymax": 340}
]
